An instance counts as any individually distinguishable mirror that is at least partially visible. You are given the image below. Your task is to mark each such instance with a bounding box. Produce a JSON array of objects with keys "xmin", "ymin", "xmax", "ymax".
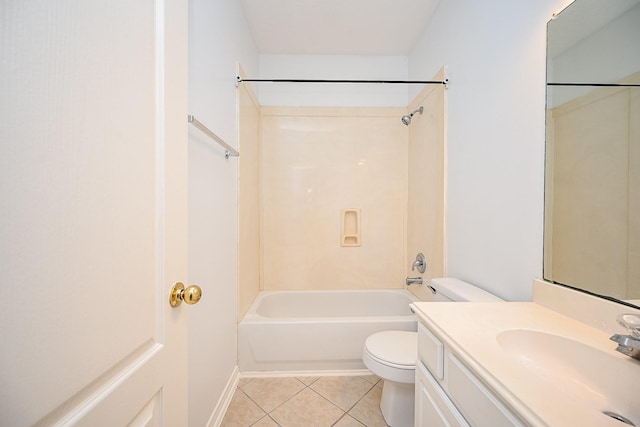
[{"xmin": 544, "ymin": 0, "xmax": 640, "ymax": 308}]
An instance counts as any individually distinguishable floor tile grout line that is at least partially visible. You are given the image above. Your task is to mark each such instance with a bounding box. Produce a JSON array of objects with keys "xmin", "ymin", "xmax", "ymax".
[
  {"xmin": 331, "ymin": 412, "xmax": 366, "ymax": 427},
  {"xmin": 238, "ymin": 377, "xmax": 308, "ymax": 415},
  {"xmin": 231, "ymin": 375, "xmax": 385, "ymax": 427},
  {"xmin": 248, "ymin": 414, "xmax": 282, "ymax": 427},
  {"xmin": 268, "ymin": 379, "xmax": 348, "ymax": 425},
  {"xmin": 306, "ymin": 384, "xmax": 347, "ymax": 411},
  {"xmin": 306, "ymin": 376, "xmax": 380, "ymax": 423},
  {"xmin": 346, "ymin": 384, "xmax": 388, "ymax": 427},
  {"xmin": 221, "ymin": 388, "xmax": 269, "ymax": 427},
  {"xmin": 234, "ymin": 388, "xmax": 269, "ymax": 421},
  {"xmin": 344, "ymin": 380, "xmax": 377, "ymax": 413},
  {"xmin": 264, "ymin": 380, "xmax": 347, "ymax": 426},
  {"xmin": 257, "ymin": 378, "xmax": 312, "ymax": 415},
  {"xmin": 313, "ymin": 377, "xmax": 378, "ymax": 414},
  {"xmin": 296, "ymin": 376, "xmax": 321, "ymax": 387}
]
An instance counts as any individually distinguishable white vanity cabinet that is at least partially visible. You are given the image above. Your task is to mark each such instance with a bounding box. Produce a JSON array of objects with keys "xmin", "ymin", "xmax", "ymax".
[
  {"xmin": 415, "ymin": 322, "xmax": 526, "ymax": 427},
  {"xmin": 416, "ymin": 356, "xmax": 469, "ymax": 427}
]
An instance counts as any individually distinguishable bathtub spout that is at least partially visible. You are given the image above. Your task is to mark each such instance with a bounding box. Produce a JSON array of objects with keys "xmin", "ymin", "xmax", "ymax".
[{"xmin": 406, "ymin": 277, "xmax": 423, "ymax": 286}]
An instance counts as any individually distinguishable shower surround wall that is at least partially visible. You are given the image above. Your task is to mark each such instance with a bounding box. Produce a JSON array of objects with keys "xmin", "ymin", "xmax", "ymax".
[
  {"xmin": 260, "ymin": 107, "xmax": 408, "ymax": 291},
  {"xmin": 238, "ymin": 72, "xmax": 262, "ymax": 319},
  {"xmin": 406, "ymin": 69, "xmax": 447, "ymax": 301}
]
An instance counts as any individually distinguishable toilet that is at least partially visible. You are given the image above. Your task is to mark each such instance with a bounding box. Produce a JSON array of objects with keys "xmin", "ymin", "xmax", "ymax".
[{"xmin": 362, "ymin": 278, "xmax": 503, "ymax": 427}]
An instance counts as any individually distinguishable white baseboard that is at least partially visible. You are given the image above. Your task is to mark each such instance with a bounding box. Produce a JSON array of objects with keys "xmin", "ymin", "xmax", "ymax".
[
  {"xmin": 240, "ymin": 368, "xmax": 373, "ymax": 378},
  {"xmin": 206, "ymin": 366, "xmax": 240, "ymax": 427}
]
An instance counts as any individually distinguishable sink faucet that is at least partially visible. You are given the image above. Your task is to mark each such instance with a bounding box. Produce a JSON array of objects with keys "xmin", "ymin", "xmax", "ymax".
[
  {"xmin": 406, "ymin": 277, "xmax": 423, "ymax": 286},
  {"xmin": 610, "ymin": 313, "xmax": 640, "ymax": 360}
]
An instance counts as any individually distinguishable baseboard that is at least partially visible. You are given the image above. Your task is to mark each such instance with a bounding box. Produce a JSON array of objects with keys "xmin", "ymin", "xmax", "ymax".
[
  {"xmin": 206, "ymin": 366, "xmax": 240, "ymax": 427},
  {"xmin": 240, "ymin": 368, "xmax": 372, "ymax": 378}
]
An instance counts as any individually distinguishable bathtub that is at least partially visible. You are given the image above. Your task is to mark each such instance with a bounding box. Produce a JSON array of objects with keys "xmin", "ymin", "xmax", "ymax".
[{"xmin": 238, "ymin": 289, "xmax": 419, "ymax": 372}]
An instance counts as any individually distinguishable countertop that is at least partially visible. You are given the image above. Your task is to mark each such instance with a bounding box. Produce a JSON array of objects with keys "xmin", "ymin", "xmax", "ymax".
[{"xmin": 411, "ymin": 301, "xmax": 640, "ymax": 427}]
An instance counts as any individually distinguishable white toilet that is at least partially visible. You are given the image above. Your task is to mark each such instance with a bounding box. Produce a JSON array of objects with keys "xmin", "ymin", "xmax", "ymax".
[{"xmin": 362, "ymin": 278, "xmax": 503, "ymax": 427}]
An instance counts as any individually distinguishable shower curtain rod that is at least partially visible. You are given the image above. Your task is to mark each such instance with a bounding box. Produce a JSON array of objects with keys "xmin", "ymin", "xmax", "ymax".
[
  {"xmin": 236, "ymin": 76, "xmax": 448, "ymax": 86},
  {"xmin": 547, "ymin": 82, "xmax": 640, "ymax": 87}
]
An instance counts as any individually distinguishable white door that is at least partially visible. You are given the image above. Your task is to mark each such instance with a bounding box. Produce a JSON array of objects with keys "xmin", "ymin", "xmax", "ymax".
[{"xmin": 0, "ymin": 1, "xmax": 189, "ymax": 426}]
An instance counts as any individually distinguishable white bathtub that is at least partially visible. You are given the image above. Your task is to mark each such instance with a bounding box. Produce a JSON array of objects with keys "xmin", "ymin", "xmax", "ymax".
[{"xmin": 238, "ymin": 289, "xmax": 419, "ymax": 372}]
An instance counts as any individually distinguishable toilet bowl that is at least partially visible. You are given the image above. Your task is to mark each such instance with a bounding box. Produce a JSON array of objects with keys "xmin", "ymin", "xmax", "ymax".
[
  {"xmin": 362, "ymin": 277, "xmax": 504, "ymax": 427},
  {"xmin": 362, "ymin": 330, "xmax": 417, "ymax": 427}
]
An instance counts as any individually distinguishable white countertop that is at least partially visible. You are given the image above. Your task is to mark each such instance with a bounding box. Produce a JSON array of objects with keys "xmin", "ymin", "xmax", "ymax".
[{"xmin": 411, "ymin": 301, "xmax": 639, "ymax": 427}]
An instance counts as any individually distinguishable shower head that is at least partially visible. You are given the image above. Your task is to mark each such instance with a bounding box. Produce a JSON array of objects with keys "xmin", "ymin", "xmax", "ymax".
[{"xmin": 401, "ymin": 106, "xmax": 424, "ymax": 126}]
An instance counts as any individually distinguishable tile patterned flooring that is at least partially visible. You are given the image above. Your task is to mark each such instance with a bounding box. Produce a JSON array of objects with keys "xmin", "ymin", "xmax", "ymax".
[{"xmin": 221, "ymin": 375, "xmax": 390, "ymax": 427}]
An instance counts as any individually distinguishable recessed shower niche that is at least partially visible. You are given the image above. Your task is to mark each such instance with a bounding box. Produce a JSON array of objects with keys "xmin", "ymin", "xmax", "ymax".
[{"xmin": 341, "ymin": 208, "xmax": 361, "ymax": 247}]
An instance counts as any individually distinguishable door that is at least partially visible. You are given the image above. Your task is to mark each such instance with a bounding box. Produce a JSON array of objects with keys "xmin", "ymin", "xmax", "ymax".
[{"xmin": 0, "ymin": 1, "xmax": 189, "ymax": 425}]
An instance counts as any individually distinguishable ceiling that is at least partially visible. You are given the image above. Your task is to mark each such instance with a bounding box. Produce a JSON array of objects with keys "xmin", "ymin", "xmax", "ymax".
[{"xmin": 240, "ymin": 0, "xmax": 441, "ymax": 55}]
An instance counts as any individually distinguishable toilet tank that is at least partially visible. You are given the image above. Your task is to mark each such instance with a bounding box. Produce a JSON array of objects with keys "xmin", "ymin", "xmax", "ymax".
[{"xmin": 430, "ymin": 278, "xmax": 504, "ymax": 302}]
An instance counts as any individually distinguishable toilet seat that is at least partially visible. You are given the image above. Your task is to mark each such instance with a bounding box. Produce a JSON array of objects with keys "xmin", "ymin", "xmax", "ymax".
[
  {"xmin": 363, "ymin": 331, "xmax": 417, "ymax": 384},
  {"xmin": 365, "ymin": 331, "xmax": 417, "ymax": 367}
]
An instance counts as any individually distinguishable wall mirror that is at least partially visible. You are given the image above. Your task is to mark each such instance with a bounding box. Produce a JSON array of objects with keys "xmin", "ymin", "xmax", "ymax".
[{"xmin": 544, "ymin": 0, "xmax": 640, "ymax": 308}]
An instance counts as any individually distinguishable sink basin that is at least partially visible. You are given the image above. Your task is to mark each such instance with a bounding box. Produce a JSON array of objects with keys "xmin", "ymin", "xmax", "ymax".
[{"xmin": 497, "ymin": 329, "xmax": 639, "ymax": 426}]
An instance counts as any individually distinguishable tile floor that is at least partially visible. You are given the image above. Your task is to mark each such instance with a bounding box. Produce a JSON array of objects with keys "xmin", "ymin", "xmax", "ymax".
[{"xmin": 221, "ymin": 375, "xmax": 390, "ymax": 427}]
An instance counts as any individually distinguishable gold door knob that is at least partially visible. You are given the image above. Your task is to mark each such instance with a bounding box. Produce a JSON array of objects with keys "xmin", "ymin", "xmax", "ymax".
[{"xmin": 170, "ymin": 282, "xmax": 202, "ymax": 307}]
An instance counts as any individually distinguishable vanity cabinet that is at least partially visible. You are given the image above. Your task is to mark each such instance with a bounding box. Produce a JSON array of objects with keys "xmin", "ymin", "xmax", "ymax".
[
  {"xmin": 415, "ymin": 322, "xmax": 526, "ymax": 427},
  {"xmin": 416, "ymin": 359, "xmax": 469, "ymax": 426}
]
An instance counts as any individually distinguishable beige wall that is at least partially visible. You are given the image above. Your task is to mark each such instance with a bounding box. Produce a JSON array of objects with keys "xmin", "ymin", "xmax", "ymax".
[
  {"xmin": 406, "ymin": 69, "xmax": 447, "ymax": 300},
  {"xmin": 547, "ymin": 75, "xmax": 640, "ymax": 299},
  {"xmin": 260, "ymin": 107, "xmax": 408, "ymax": 290},
  {"xmin": 238, "ymin": 76, "xmax": 261, "ymax": 318}
]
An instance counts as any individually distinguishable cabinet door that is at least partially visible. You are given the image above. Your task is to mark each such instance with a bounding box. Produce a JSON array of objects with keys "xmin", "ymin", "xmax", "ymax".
[
  {"xmin": 448, "ymin": 354, "xmax": 525, "ymax": 427},
  {"xmin": 416, "ymin": 362, "xmax": 470, "ymax": 427}
]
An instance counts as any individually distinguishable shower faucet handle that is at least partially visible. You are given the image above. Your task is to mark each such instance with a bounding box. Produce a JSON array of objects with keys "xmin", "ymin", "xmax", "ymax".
[{"xmin": 411, "ymin": 253, "xmax": 427, "ymax": 274}]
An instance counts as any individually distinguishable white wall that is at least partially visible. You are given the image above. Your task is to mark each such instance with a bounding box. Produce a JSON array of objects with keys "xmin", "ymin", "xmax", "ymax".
[
  {"xmin": 258, "ymin": 55, "xmax": 409, "ymax": 106},
  {"xmin": 188, "ymin": 0, "xmax": 258, "ymax": 425},
  {"xmin": 409, "ymin": 0, "xmax": 574, "ymax": 301}
]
